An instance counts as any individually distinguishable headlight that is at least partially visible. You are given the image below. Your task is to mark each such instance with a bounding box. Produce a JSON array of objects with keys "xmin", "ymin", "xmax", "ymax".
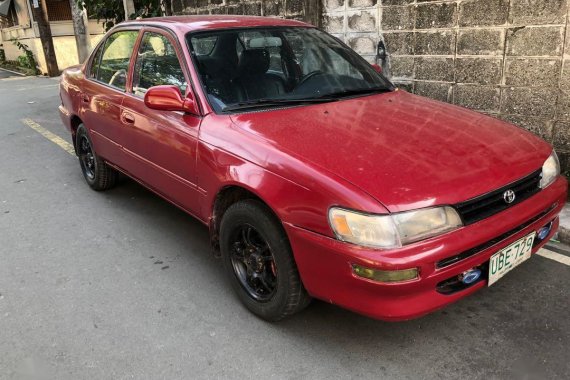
[
  {"xmin": 392, "ymin": 206, "xmax": 463, "ymax": 245},
  {"xmin": 539, "ymin": 151, "xmax": 560, "ymax": 189},
  {"xmin": 329, "ymin": 206, "xmax": 463, "ymax": 249},
  {"xmin": 329, "ymin": 208, "xmax": 399, "ymax": 248}
]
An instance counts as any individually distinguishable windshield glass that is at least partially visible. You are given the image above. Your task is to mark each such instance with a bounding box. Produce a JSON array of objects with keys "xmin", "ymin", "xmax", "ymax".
[{"xmin": 187, "ymin": 27, "xmax": 393, "ymax": 113}]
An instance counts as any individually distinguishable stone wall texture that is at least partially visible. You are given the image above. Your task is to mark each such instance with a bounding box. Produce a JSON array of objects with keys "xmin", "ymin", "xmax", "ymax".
[
  {"xmin": 172, "ymin": 0, "xmax": 321, "ymax": 25},
  {"xmin": 323, "ymin": 0, "xmax": 570, "ymax": 175}
]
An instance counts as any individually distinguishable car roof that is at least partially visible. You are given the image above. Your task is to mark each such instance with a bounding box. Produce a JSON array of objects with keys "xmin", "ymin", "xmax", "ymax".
[{"xmin": 120, "ymin": 15, "xmax": 313, "ymax": 33}]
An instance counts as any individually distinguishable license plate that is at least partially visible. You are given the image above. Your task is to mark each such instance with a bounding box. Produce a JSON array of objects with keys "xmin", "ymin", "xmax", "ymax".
[{"xmin": 488, "ymin": 232, "xmax": 535, "ymax": 286}]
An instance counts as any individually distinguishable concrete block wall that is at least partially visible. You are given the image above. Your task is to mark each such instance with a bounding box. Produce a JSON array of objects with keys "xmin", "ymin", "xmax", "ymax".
[
  {"xmin": 323, "ymin": 0, "xmax": 570, "ymax": 175},
  {"xmin": 323, "ymin": 0, "xmax": 381, "ymax": 62},
  {"xmin": 173, "ymin": 0, "xmax": 317, "ymax": 22}
]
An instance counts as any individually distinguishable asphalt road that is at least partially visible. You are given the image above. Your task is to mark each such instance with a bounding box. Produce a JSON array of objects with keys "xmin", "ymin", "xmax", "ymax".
[{"xmin": 1, "ymin": 75, "xmax": 570, "ymax": 380}]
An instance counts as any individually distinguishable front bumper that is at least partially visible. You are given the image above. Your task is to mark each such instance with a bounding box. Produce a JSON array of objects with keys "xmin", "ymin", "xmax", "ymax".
[{"xmin": 285, "ymin": 176, "xmax": 567, "ymax": 321}]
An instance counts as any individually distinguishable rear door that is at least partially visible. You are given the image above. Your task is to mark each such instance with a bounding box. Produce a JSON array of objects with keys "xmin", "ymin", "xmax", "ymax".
[
  {"xmin": 120, "ymin": 28, "xmax": 202, "ymax": 215},
  {"xmin": 81, "ymin": 29, "xmax": 140, "ymax": 167}
]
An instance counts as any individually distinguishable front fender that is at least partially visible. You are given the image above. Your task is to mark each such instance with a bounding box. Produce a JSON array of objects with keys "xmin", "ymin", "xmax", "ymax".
[{"xmin": 197, "ymin": 136, "xmax": 387, "ymax": 238}]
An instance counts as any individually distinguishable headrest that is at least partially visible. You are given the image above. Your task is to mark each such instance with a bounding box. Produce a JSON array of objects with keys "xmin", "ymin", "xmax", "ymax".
[
  {"xmin": 237, "ymin": 49, "xmax": 270, "ymax": 77},
  {"xmin": 197, "ymin": 56, "xmax": 230, "ymax": 78}
]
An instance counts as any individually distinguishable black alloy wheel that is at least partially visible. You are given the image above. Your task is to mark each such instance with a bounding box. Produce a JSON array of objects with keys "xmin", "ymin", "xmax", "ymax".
[
  {"xmin": 75, "ymin": 124, "xmax": 117, "ymax": 191},
  {"xmin": 220, "ymin": 199, "xmax": 311, "ymax": 321},
  {"xmin": 229, "ymin": 224, "xmax": 278, "ymax": 302},
  {"xmin": 78, "ymin": 134, "xmax": 96, "ymax": 181}
]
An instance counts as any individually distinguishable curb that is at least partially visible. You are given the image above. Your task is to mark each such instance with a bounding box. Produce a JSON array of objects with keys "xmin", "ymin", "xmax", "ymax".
[
  {"xmin": 0, "ymin": 67, "xmax": 27, "ymax": 76},
  {"xmin": 557, "ymin": 226, "xmax": 570, "ymax": 246}
]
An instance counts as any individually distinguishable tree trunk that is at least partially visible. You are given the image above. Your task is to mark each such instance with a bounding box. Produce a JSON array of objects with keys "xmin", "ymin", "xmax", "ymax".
[
  {"xmin": 69, "ymin": 1, "xmax": 91, "ymax": 64},
  {"xmin": 163, "ymin": 0, "xmax": 172, "ymax": 16},
  {"xmin": 30, "ymin": 0, "xmax": 59, "ymax": 76},
  {"xmin": 123, "ymin": 0, "xmax": 135, "ymax": 20}
]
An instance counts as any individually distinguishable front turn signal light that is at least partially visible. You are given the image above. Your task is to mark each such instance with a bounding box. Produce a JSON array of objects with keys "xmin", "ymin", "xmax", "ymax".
[{"xmin": 352, "ymin": 264, "xmax": 419, "ymax": 283}]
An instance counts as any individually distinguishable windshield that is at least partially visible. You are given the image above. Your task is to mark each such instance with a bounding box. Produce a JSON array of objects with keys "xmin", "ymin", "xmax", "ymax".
[{"xmin": 187, "ymin": 27, "xmax": 393, "ymax": 113}]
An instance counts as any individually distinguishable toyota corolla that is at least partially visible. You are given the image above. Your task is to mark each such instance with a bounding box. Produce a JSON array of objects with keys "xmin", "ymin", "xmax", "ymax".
[{"xmin": 59, "ymin": 16, "xmax": 567, "ymax": 321}]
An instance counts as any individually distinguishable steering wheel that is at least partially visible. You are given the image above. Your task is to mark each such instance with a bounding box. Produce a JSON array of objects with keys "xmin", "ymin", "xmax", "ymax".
[
  {"xmin": 296, "ymin": 70, "xmax": 324, "ymax": 88},
  {"xmin": 109, "ymin": 69, "xmax": 127, "ymax": 87}
]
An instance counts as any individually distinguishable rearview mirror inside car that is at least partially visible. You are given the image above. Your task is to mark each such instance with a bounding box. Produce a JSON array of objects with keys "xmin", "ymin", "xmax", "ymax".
[{"xmin": 248, "ymin": 36, "xmax": 282, "ymax": 48}]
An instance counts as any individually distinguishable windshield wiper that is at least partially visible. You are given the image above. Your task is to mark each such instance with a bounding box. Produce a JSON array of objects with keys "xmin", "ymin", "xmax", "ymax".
[
  {"xmin": 221, "ymin": 88, "xmax": 390, "ymax": 112},
  {"xmin": 318, "ymin": 87, "xmax": 392, "ymax": 99},
  {"xmin": 222, "ymin": 97, "xmax": 338, "ymax": 112}
]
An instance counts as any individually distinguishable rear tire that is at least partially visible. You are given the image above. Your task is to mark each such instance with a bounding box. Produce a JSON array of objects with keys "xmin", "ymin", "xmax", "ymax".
[
  {"xmin": 76, "ymin": 124, "xmax": 117, "ymax": 191},
  {"xmin": 220, "ymin": 200, "xmax": 311, "ymax": 321}
]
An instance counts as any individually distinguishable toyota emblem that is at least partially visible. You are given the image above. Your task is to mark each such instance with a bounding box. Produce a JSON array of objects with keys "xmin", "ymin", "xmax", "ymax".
[{"xmin": 503, "ymin": 189, "xmax": 516, "ymax": 204}]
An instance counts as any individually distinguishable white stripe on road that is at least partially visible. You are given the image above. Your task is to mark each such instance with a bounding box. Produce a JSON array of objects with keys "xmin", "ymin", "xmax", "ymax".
[
  {"xmin": 537, "ymin": 248, "xmax": 570, "ymax": 267},
  {"xmin": 16, "ymin": 84, "xmax": 59, "ymax": 91},
  {"xmin": 21, "ymin": 118, "xmax": 75, "ymax": 155}
]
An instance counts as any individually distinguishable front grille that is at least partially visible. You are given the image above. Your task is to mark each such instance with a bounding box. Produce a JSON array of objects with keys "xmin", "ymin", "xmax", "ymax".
[
  {"xmin": 455, "ymin": 169, "xmax": 542, "ymax": 226},
  {"xmin": 436, "ymin": 203, "xmax": 557, "ymax": 269}
]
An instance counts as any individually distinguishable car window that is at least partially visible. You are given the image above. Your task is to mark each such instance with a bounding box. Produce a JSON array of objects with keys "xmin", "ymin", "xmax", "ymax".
[
  {"xmin": 282, "ymin": 30, "xmax": 362, "ymax": 80},
  {"xmin": 238, "ymin": 31, "xmax": 283, "ymax": 74},
  {"xmin": 89, "ymin": 43, "xmax": 103, "ymax": 79},
  {"xmin": 132, "ymin": 32, "xmax": 187, "ymax": 98},
  {"xmin": 96, "ymin": 30, "xmax": 139, "ymax": 91},
  {"xmin": 191, "ymin": 35, "xmax": 218, "ymax": 56},
  {"xmin": 188, "ymin": 27, "xmax": 391, "ymax": 113}
]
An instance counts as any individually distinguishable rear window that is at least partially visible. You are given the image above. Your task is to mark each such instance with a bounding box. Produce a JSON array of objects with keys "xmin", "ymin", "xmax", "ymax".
[
  {"xmin": 191, "ymin": 36, "xmax": 218, "ymax": 56},
  {"xmin": 95, "ymin": 30, "xmax": 139, "ymax": 91}
]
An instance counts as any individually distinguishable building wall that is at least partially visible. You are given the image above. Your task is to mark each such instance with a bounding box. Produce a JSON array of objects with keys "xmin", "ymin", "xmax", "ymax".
[
  {"xmin": 323, "ymin": 0, "xmax": 570, "ymax": 174},
  {"xmin": 172, "ymin": 0, "xmax": 322, "ymax": 25},
  {"xmin": 1, "ymin": 0, "xmax": 106, "ymax": 73},
  {"xmin": 323, "ymin": 0, "xmax": 380, "ymax": 62},
  {"xmin": 13, "ymin": 0, "xmax": 30, "ymax": 27},
  {"xmin": 1, "ymin": 19, "xmax": 105, "ymax": 72}
]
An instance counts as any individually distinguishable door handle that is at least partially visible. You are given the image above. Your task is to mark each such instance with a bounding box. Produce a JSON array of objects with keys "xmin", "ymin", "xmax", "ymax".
[
  {"xmin": 121, "ymin": 112, "xmax": 135, "ymax": 125},
  {"xmin": 81, "ymin": 93, "xmax": 90, "ymax": 103}
]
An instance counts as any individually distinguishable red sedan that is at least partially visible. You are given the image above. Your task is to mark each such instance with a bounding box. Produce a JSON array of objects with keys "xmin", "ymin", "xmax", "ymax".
[{"xmin": 59, "ymin": 16, "xmax": 567, "ymax": 321}]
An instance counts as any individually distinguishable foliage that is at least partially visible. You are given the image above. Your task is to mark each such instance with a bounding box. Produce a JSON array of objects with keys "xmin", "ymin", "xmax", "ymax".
[
  {"xmin": 0, "ymin": 46, "xmax": 5, "ymax": 63},
  {"xmin": 12, "ymin": 40, "xmax": 39, "ymax": 74},
  {"xmin": 78, "ymin": 0, "xmax": 172, "ymax": 31},
  {"xmin": 17, "ymin": 55, "xmax": 31, "ymax": 68}
]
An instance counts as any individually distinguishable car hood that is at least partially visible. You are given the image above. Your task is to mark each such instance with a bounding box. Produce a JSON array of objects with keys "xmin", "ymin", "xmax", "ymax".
[{"xmin": 229, "ymin": 90, "xmax": 551, "ymax": 212}]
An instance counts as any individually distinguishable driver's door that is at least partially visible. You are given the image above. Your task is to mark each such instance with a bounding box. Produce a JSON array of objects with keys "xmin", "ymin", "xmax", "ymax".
[
  {"xmin": 120, "ymin": 29, "xmax": 202, "ymax": 215},
  {"xmin": 81, "ymin": 29, "xmax": 139, "ymax": 168}
]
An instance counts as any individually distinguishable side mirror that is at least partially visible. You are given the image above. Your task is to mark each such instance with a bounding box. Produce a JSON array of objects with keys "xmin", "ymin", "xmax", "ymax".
[
  {"xmin": 371, "ymin": 63, "xmax": 382, "ymax": 74},
  {"xmin": 144, "ymin": 85, "xmax": 199, "ymax": 115}
]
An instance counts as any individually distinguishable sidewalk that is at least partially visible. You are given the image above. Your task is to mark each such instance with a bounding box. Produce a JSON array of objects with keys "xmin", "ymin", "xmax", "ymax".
[{"xmin": 557, "ymin": 203, "xmax": 570, "ymax": 245}]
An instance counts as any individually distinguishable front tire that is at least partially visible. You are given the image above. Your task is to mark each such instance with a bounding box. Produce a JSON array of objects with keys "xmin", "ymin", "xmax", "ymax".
[
  {"xmin": 220, "ymin": 200, "xmax": 311, "ymax": 321},
  {"xmin": 76, "ymin": 124, "xmax": 117, "ymax": 191}
]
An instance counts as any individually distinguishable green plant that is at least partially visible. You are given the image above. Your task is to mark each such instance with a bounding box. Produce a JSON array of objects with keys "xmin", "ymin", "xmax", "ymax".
[
  {"xmin": 78, "ymin": 0, "xmax": 172, "ymax": 31},
  {"xmin": 12, "ymin": 40, "xmax": 39, "ymax": 74},
  {"xmin": 17, "ymin": 55, "xmax": 30, "ymax": 68},
  {"xmin": 0, "ymin": 44, "xmax": 5, "ymax": 63}
]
